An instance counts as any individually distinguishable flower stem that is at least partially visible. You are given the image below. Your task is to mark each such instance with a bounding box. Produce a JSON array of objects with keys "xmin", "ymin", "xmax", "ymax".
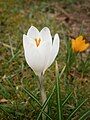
[{"xmin": 38, "ymin": 74, "xmax": 47, "ymax": 120}]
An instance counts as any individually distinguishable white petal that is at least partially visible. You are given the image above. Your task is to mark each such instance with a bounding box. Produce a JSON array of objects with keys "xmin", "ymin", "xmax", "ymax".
[
  {"xmin": 23, "ymin": 39, "xmax": 51, "ymax": 76},
  {"xmin": 40, "ymin": 27, "xmax": 52, "ymax": 46},
  {"xmin": 23, "ymin": 34, "xmax": 34, "ymax": 51},
  {"xmin": 38, "ymin": 41, "xmax": 51, "ymax": 73},
  {"xmin": 44, "ymin": 34, "xmax": 60, "ymax": 72},
  {"xmin": 27, "ymin": 26, "xmax": 40, "ymax": 40}
]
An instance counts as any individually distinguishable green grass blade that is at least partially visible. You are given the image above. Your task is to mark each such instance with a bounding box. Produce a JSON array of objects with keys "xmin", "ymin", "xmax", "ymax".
[
  {"xmin": 67, "ymin": 99, "xmax": 88, "ymax": 120},
  {"xmin": 47, "ymin": 100, "xmax": 51, "ymax": 120},
  {"xmin": 23, "ymin": 87, "xmax": 52, "ymax": 120},
  {"xmin": 56, "ymin": 61, "xmax": 62, "ymax": 120},
  {"xmin": 59, "ymin": 65, "xmax": 66, "ymax": 79},
  {"xmin": 0, "ymin": 105, "xmax": 10, "ymax": 116},
  {"xmin": 0, "ymin": 83, "xmax": 11, "ymax": 99},
  {"xmin": 36, "ymin": 64, "xmax": 66, "ymax": 120},
  {"xmin": 62, "ymin": 92, "xmax": 72, "ymax": 107},
  {"xmin": 6, "ymin": 50, "xmax": 21, "ymax": 67},
  {"xmin": 36, "ymin": 86, "xmax": 55, "ymax": 120},
  {"xmin": 79, "ymin": 109, "xmax": 90, "ymax": 120},
  {"xmin": 23, "ymin": 87, "xmax": 41, "ymax": 106},
  {"xmin": 0, "ymin": 104, "xmax": 13, "ymax": 118}
]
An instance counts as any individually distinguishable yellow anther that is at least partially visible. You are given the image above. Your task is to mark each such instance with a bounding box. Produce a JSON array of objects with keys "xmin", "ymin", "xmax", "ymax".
[{"xmin": 35, "ymin": 38, "xmax": 41, "ymax": 47}]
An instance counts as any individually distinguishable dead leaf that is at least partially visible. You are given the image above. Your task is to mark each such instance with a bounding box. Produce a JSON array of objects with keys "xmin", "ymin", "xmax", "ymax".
[{"xmin": 0, "ymin": 98, "xmax": 8, "ymax": 103}]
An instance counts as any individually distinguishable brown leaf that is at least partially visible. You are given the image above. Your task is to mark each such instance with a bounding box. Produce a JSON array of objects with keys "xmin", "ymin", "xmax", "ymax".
[{"xmin": 0, "ymin": 98, "xmax": 8, "ymax": 103}]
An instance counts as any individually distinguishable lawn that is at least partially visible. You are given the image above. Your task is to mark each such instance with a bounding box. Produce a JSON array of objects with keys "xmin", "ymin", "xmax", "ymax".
[{"xmin": 0, "ymin": 0, "xmax": 90, "ymax": 120}]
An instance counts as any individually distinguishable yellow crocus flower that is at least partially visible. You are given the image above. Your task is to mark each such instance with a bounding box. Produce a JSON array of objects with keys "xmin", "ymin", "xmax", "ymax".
[{"xmin": 71, "ymin": 36, "xmax": 90, "ymax": 52}]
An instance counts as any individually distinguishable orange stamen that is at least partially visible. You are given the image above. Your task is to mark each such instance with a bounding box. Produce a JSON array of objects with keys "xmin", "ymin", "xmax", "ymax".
[{"xmin": 35, "ymin": 38, "xmax": 41, "ymax": 47}]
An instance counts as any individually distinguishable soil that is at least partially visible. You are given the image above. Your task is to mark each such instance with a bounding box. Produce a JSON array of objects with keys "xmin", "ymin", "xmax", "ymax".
[{"xmin": 47, "ymin": 0, "xmax": 90, "ymax": 42}]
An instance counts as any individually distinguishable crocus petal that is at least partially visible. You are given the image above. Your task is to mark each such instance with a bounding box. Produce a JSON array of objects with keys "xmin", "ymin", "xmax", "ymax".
[
  {"xmin": 27, "ymin": 26, "xmax": 40, "ymax": 40},
  {"xmin": 24, "ymin": 47, "xmax": 42, "ymax": 76},
  {"xmin": 44, "ymin": 34, "xmax": 60, "ymax": 73},
  {"xmin": 23, "ymin": 38, "xmax": 51, "ymax": 76},
  {"xmin": 79, "ymin": 43, "xmax": 89, "ymax": 52},
  {"xmin": 23, "ymin": 26, "xmax": 60, "ymax": 76},
  {"xmin": 71, "ymin": 35, "xmax": 90, "ymax": 52},
  {"xmin": 38, "ymin": 41, "xmax": 51, "ymax": 73},
  {"xmin": 40, "ymin": 27, "xmax": 52, "ymax": 47},
  {"xmin": 23, "ymin": 34, "xmax": 34, "ymax": 50},
  {"xmin": 76, "ymin": 36, "xmax": 83, "ymax": 42}
]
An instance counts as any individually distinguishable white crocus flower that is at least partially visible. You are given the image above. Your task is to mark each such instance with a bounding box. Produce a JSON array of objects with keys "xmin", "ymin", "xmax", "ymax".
[{"xmin": 23, "ymin": 26, "xmax": 60, "ymax": 76}]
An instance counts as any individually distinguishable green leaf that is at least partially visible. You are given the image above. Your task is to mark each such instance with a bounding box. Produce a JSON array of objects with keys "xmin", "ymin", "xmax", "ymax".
[
  {"xmin": 79, "ymin": 109, "xmax": 90, "ymax": 120},
  {"xmin": 67, "ymin": 99, "xmax": 88, "ymax": 120},
  {"xmin": 5, "ymin": 50, "xmax": 20, "ymax": 67},
  {"xmin": 59, "ymin": 65, "xmax": 66, "ymax": 79},
  {"xmin": 0, "ymin": 83, "xmax": 11, "ymax": 99},
  {"xmin": 23, "ymin": 87, "xmax": 52, "ymax": 120},
  {"xmin": 62, "ymin": 92, "xmax": 72, "ymax": 107},
  {"xmin": 0, "ymin": 104, "xmax": 13, "ymax": 118},
  {"xmin": 36, "ymin": 63, "xmax": 66, "ymax": 120},
  {"xmin": 36, "ymin": 86, "xmax": 55, "ymax": 120},
  {"xmin": 56, "ymin": 61, "xmax": 62, "ymax": 120},
  {"xmin": 23, "ymin": 87, "xmax": 41, "ymax": 106}
]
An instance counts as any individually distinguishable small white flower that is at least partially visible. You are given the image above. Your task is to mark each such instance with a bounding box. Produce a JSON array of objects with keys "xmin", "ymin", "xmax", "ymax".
[{"xmin": 23, "ymin": 26, "xmax": 60, "ymax": 76}]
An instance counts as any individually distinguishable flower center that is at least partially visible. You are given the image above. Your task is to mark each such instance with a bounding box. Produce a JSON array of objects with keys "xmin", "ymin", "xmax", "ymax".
[{"xmin": 35, "ymin": 38, "xmax": 41, "ymax": 47}]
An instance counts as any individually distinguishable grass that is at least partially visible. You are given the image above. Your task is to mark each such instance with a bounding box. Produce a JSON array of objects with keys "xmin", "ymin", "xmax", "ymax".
[{"xmin": 0, "ymin": 0, "xmax": 90, "ymax": 120}]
